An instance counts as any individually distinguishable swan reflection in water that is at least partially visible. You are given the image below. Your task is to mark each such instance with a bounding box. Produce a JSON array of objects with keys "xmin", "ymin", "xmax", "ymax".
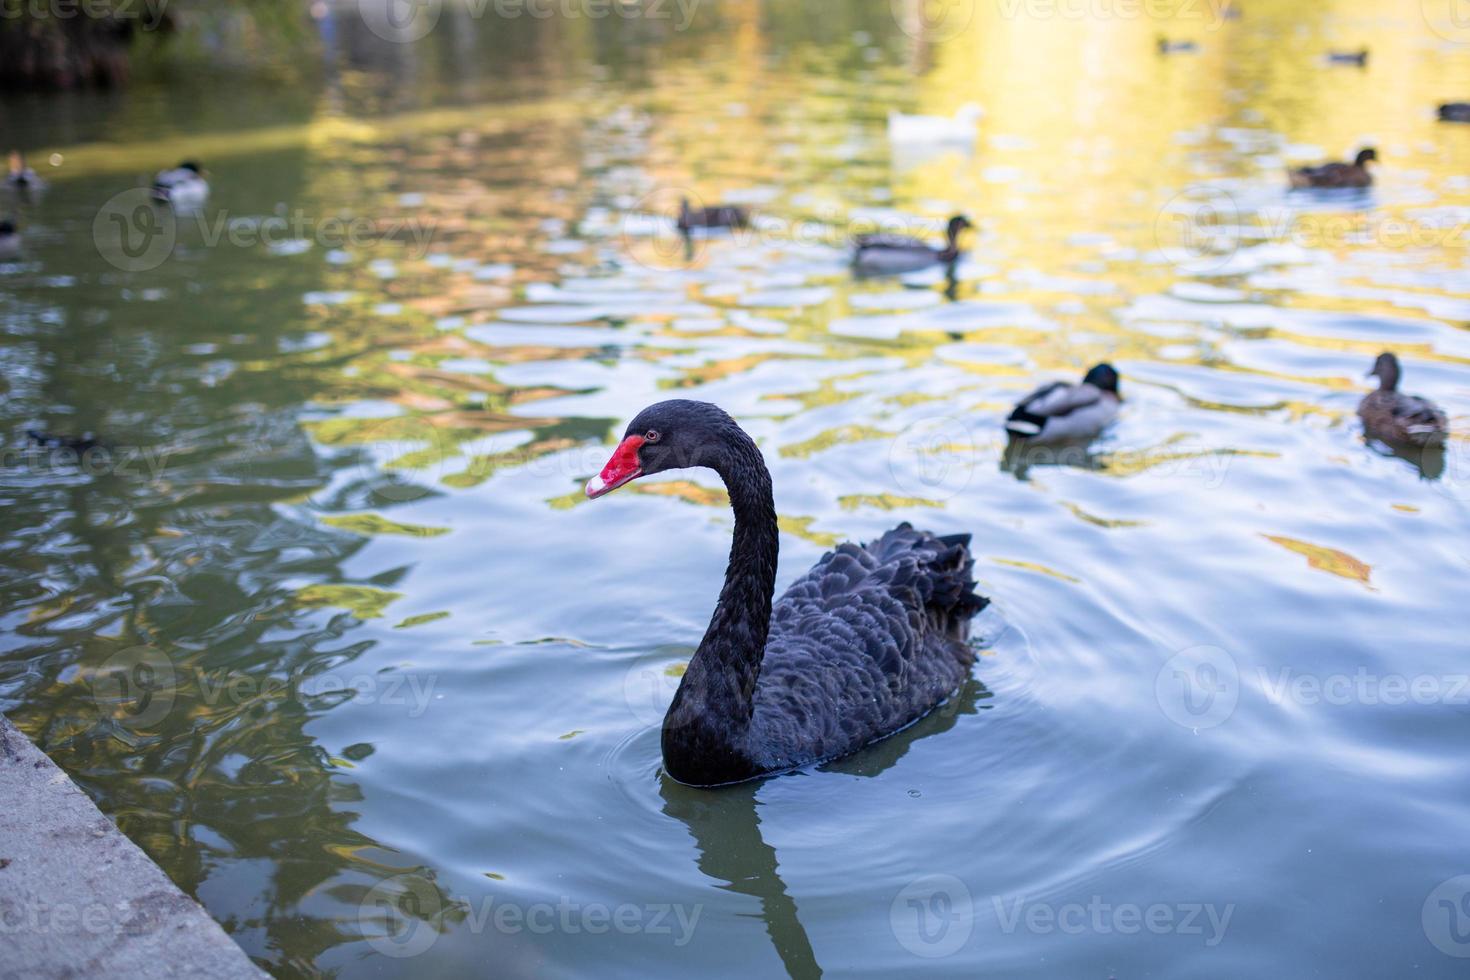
[{"xmin": 658, "ymin": 677, "xmax": 991, "ymax": 979}]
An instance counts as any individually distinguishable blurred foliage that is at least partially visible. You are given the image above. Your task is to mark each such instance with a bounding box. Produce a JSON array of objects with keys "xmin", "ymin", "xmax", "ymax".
[{"xmin": 0, "ymin": 0, "xmax": 309, "ymax": 88}]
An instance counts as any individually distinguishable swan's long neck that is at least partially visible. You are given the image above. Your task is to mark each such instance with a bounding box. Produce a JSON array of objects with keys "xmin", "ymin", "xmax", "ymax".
[{"xmin": 665, "ymin": 428, "xmax": 778, "ymax": 745}]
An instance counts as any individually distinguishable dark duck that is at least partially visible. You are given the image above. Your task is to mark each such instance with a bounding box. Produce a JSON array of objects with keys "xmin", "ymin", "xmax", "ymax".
[
  {"xmin": 1438, "ymin": 103, "xmax": 1470, "ymax": 123},
  {"xmin": 677, "ymin": 198, "xmax": 750, "ymax": 233},
  {"xmin": 1358, "ymin": 353, "xmax": 1448, "ymax": 447},
  {"xmin": 852, "ymin": 214, "xmax": 972, "ymax": 276},
  {"xmin": 585, "ymin": 400, "xmax": 987, "ymax": 787},
  {"xmin": 1006, "ymin": 363, "xmax": 1122, "ymax": 444},
  {"xmin": 1289, "ymin": 148, "xmax": 1376, "ymax": 189}
]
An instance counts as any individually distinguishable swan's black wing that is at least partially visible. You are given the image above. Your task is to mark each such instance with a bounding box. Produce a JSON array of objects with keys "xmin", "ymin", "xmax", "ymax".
[{"xmin": 748, "ymin": 525, "xmax": 987, "ymax": 772}]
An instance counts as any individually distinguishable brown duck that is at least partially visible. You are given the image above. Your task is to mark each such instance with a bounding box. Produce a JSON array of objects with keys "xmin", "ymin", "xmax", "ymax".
[
  {"xmin": 1289, "ymin": 148, "xmax": 1376, "ymax": 189},
  {"xmin": 1358, "ymin": 353, "xmax": 1448, "ymax": 447}
]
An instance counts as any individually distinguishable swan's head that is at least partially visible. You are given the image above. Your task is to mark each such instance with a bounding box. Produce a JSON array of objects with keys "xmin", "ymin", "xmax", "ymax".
[
  {"xmin": 586, "ymin": 400, "xmax": 738, "ymax": 499},
  {"xmin": 1083, "ymin": 363, "xmax": 1120, "ymax": 394}
]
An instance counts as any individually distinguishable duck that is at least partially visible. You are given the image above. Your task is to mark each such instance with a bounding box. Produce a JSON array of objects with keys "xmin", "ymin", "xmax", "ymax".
[
  {"xmin": 1326, "ymin": 49, "xmax": 1368, "ymax": 66},
  {"xmin": 0, "ymin": 220, "xmax": 20, "ymax": 261},
  {"xmin": 1157, "ymin": 37, "xmax": 1199, "ymax": 54},
  {"xmin": 584, "ymin": 400, "xmax": 987, "ymax": 787},
  {"xmin": 1358, "ymin": 352, "xmax": 1448, "ymax": 447},
  {"xmin": 887, "ymin": 103, "xmax": 983, "ymax": 145},
  {"xmin": 852, "ymin": 214, "xmax": 972, "ymax": 276},
  {"xmin": 1438, "ymin": 103, "xmax": 1470, "ymax": 123},
  {"xmin": 5, "ymin": 152, "xmax": 44, "ymax": 193},
  {"xmin": 151, "ymin": 161, "xmax": 209, "ymax": 207},
  {"xmin": 677, "ymin": 198, "xmax": 749, "ymax": 233},
  {"xmin": 1289, "ymin": 148, "xmax": 1376, "ymax": 189},
  {"xmin": 1005, "ymin": 363, "xmax": 1122, "ymax": 444}
]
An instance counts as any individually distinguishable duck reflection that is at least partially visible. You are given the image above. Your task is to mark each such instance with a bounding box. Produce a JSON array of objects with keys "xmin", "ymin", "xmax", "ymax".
[
  {"xmin": 658, "ymin": 677, "xmax": 989, "ymax": 980},
  {"xmin": 1001, "ymin": 437, "xmax": 1105, "ymax": 481},
  {"xmin": 1364, "ymin": 435, "xmax": 1447, "ymax": 481}
]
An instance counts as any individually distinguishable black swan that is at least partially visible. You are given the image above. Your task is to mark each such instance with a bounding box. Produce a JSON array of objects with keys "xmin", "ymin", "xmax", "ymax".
[
  {"xmin": 1359, "ymin": 352, "xmax": 1448, "ymax": 447},
  {"xmin": 1289, "ymin": 148, "xmax": 1376, "ymax": 189},
  {"xmin": 586, "ymin": 400, "xmax": 988, "ymax": 786},
  {"xmin": 1006, "ymin": 363, "xmax": 1121, "ymax": 443}
]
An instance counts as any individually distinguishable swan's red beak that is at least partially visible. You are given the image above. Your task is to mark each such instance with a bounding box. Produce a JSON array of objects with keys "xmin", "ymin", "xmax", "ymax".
[{"xmin": 586, "ymin": 435, "xmax": 645, "ymax": 499}]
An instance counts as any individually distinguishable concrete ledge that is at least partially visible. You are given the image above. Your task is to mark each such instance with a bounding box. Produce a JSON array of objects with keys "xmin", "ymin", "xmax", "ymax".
[{"xmin": 0, "ymin": 714, "xmax": 266, "ymax": 980}]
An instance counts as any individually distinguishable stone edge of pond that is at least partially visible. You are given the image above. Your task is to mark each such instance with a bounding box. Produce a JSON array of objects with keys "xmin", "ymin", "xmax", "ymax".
[{"xmin": 0, "ymin": 713, "xmax": 267, "ymax": 979}]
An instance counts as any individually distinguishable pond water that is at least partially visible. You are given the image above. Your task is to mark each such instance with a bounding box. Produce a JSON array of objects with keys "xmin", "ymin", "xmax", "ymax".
[{"xmin": 3, "ymin": 1, "xmax": 1470, "ymax": 976}]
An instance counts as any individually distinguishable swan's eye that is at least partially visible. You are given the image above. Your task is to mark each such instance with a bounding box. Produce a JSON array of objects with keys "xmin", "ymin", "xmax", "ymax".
[{"xmin": 645, "ymin": 430, "xmax": 661, "ymax": 443}]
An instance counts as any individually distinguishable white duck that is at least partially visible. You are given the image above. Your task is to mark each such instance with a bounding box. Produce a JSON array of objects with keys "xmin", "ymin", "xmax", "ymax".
[
  {"xmin": 1005, "ymin": 364, "xmax": 1122, "ymax": 443},
  {"xmin": 152, "ymin": 161, "xmax": 209, "ymax": 207},
  {"xmin": 887, "ymin": 103, "xmax": 983, "ymax": 145}
]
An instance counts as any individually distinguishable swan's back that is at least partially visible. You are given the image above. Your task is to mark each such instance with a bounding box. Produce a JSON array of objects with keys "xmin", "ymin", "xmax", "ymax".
[{"xmin": 748, "ymin": 524, "xmax": 987, "ymax": 772}]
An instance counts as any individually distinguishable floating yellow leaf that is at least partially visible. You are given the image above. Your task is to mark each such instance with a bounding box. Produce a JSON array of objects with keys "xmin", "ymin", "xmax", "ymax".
[
  {"xmin": 779, "ymin": 425, "xmax": 893, "ymax": 459},
  {"xmin": 778, "ymin": 515, "xmax": 841, "ymax": 548},
  {"xmin": 395, "ymin": 611, "xmax": 451, "ymax": 629},
  {"xmin": 839, "ymin": 493, "xmax": 943, "ymax": 512},
  {"xmin": 1262, "ymin": 535, "xmax": 1373, "ymax": 588},
  {"xmin": 1062, "ymin": 502, "xmax": 1148, "ymax": 529}
]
